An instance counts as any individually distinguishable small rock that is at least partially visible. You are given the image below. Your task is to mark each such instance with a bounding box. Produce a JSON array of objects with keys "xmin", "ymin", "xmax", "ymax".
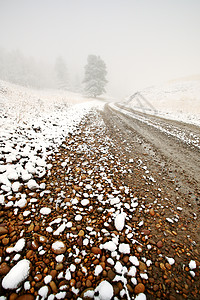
[
  {"xmin": 160, "ymin": 263, "xmax": 166, "ymax": 271},
  {"xmin": 34, "ymin": 274, "xmax": 43, "ymax": 282},
  {"xmin": 149, "ymin": 208, "xmax": 155, "ymax": 216},
  {"xmin": 50, "ymin": 270, "xmax": 57, "ymax": 279},
  {"xmin": 153, "ymin": 284, "xmax": 159, "ymax": 291},
  {"xmin": 50, "ymin": 281, "xmax": 58, "ymax": 293},
  {"xmin": 127, "ymin": 284, "xmax": 134, "ymax": 293},
  {"xmin": 107, "ymin": 269, "xmax": 116, "ymax": 280},
  {"xmin": 86, "ymin": 279, "xmax": 92, "ymax": 288},
  {"xmin": 166, "ymin": 263, "xmax": 172, "ymax": 270},
  {"xmin": 157, "ymin": 241, "xmax": 163, "ymax": 248},
  {"xmin": 0, "ymin": 262, "xmax": 10, "ymax": 275},
  {"xmin": 0, "ymin": 226, "xmax": 8, "ymax": 235},
  {"xmin": 141, "ymin": 229, "xmax": 151, "ymax": 235},
  {"xmin": 51, "ymin": 241, "xmax": 66, "ymax": 254},
  {"xmin": 78, "ymin": 230, "xmax": 84, "ymax": 237},
  {"xmin": 77, "ymin": 236, "xmax": 83, "ymax": 247},
  {"xmin": 139, "ymin": 261, "xmax": 147, "ymax": 272},
  {"xmin": 9, "ymin": 293, "xmax": 18, "ymax": 300},
  {"xmin": 134, "ymin": 283, "xmax": 145, "ymax": 294},
  {"xmin": 2, "ymin": 237, "xmax": 9, "ymax": 245},
  {"xmin": 26, "ymin": 250, "xmax": 33, "ymax": 259},
  {"xmin": 91, "ymin": 247, "xmax": 102, "ymax": 255},
  {"xmin": 123, "ymin": 256, "xmax": 129, "ymax": 263},
  {"xmin": 55, "ymin": 263, "xmax": 63, "ymax": 271},
  {"xmin": 39, "ymin": 235, "xmax": 48, "ymax": 244}
]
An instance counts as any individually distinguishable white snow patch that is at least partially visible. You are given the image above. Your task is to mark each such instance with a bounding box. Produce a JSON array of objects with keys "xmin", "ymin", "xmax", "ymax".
[
  {"xmin": 94, "ymin": 265, "xmax": 103, "ymax": 276},
  {"xmin": 95, "ymin": 280, "xmax": 114, "ymax": 300},
  {"xmin": 119, "ymin": 243, "xmax": 130, "ymax": 254},
  {"xmin": 2, "ymin": 259, "xmax": 30, "ymax": 289},
  {"xmin": 129, "ymin": 256, "xmax": 139, "ymax": 266},
  {"xmin": 189, "ymin": 260, "xmax": 196, "ymax": 270},
  {"xmin": 101, "ymin": 241, "xmax": 117, "ymax": 252},
  {"xmin": 40, "ymin": 207, "xmax": 51, "ymax": 215},
  {"xmin": 6, "ymin": 238, "xmax": 26, "ymax": 253},
  {"xmin": 114, "ymin": 212, "xmax": 126, "ymax": 231},
  {"xmin": 165, "ymin": 257, "xmax": 175, "ymax": 265},
  {"xmin": 135, "ymin": 293, "xmax": 147, "ymax": 300}
]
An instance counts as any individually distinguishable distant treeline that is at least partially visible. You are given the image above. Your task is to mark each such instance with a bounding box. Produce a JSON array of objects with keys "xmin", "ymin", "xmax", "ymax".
[{"xmin": 0, "ymin": 48, "xmax": 81, "ymax": 91}]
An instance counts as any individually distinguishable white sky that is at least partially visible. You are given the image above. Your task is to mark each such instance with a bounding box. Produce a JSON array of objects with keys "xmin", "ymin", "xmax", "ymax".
[{"xmin": 0, "ymin": 0, "xmax": 200, "ymax": 98}]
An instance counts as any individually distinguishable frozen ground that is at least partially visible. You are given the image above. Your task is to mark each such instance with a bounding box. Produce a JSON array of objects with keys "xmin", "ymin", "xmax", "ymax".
[
  {"xmin": 125, "ymin": 77, "xmax": 200, "ymax": 126},
  {"xmin": 0, "ymin": 80, "xmax": 199, "ymax": 299}
]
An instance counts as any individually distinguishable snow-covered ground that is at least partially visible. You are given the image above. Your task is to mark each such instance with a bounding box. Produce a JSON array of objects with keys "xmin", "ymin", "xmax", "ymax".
[
  {"xmin": 0, "ymin": 80, "xmax": 104, "ymax": 199},
  {"xmin": 125, "ymin": 77, "xmax": 200, "ymax": 126}
]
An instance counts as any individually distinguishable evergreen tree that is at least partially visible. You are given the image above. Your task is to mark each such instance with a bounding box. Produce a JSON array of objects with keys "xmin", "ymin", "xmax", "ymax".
[{"xmin": 83, "ymin": 55, "xmax": 107, "ymax": 97}]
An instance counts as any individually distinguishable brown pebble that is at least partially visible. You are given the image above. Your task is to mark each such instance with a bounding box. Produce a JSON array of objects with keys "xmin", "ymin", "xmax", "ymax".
[
  {"xmin": 86, "ymin": 279, "xmax": 92, "ymax": 288},
  {"xmin": 117, "ymin": 281, "xmax": 123, "ymax": 291},
  {"xmin": 93, "ymin": 259, "xmax": 99, "ymax": 265},
  {"xmin": 55, "ymin": 263, "xmax": 63, "ymax": 271},
  {"xmin": 139, "ymin": 261, "xmax": 147, "ymax": 272},
  {"xmin": 9, "ymin": 293, "xmax": 18, "ymax": 300},
  {"xmin": 34, "ymin": 274, "xmax": 43, "ymax": 282},
  {"xmin": 160, "ymin": 263, "xmax": 166, "ymax": 271},
  {"xmin": 2, "ymin": 238, "xmax": 9, "ymax": 245},
  {"xmin": 27, "ymin": 223, "xmax": 34, "ymax": 232},
  {"xmin": 127, "ymin": 284, "xmax": 134, "ymax": 293},
  {"xmin": 91, "ymin": 247, "xmax": 102, "ymax": 255},
  {"xmin": 0, "ymin": 226, "xmax": 8, "ymax": 235},
  {"xmin": 50, "ymin": 281, "xmax": 58, "ymax": 293},
  {"xmin": 142, "ymin": 229, "xmax": 151, "ymax": 235},
  {"xmin": 113, "ymin": 284, "xmax": 120, "ymax": 296},
  {"xmin": 166, "ymin": 263, "xmax": 172, "ymax": 270},
  {"xmin": 70, "ymin": 279, "xmax": 76, "ymax": 287},
  {"xmin": 78, "ymin": 230, "xmax": 84, "ymax": 237},
  {"xmin": 149, "ymin": 208, "xmax": 155, "ymax": 216},
  {"xmin": 107, "ymin": 269, "xmax": 116, "ymax": 280},
  {"xmin": 50, "ymin": 270, "xmax": 57, "ymax": 279},
  {"xmin": 153, "ymin": 284, "xmax": 159, "ymax": 291},
  {"xmin": 31, "ymin": 240, "xmax": 39, "ymax": 250},
  {"xmin": 134, "ymin": 283, "xmax": 145, "ymax": 294},
  {"xmin": 157, "ymin": 241, "xmax": 163, "ymax": 248},
  {"xmin": 123, "ymin": 256, "xmax": 129, "ymax": 263},
  {"xmin": 0, "ymin": 262, "xmax": 10, "ymax": 275},
  {"xmin": 39, "ymin": 235, "xmax": 48, "ymax": 244},
  {"xmin": 26, "ymin": 250, "xmax": 33, "ymax": 259},
  {"xmin": 76, "ymin": 281, "xmax": 82, "ymax": 289},
  {"xmin": 77, "ymin": 236, "xmax": 83, "ymax": 247}
]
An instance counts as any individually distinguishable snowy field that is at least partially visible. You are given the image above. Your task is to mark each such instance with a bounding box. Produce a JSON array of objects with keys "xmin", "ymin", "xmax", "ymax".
[
  {"xmin": 0, "ymin": 80, "xmax": 104, "ymax": 199},
  {"xmin": 125, "ymin": 77, "xmax": 200, "ymax": 127}
]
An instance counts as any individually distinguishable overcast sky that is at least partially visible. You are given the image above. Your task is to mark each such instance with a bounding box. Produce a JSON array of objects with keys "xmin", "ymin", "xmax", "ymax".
[{"xmin": 0, "ymin": 0, "xmax": 200, "ymax": 98}]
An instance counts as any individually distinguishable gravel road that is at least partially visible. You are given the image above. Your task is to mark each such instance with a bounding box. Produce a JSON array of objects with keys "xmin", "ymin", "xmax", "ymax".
[{"xmin": 0, "ymin": 105, "xmax": 200, "ymax": 300}]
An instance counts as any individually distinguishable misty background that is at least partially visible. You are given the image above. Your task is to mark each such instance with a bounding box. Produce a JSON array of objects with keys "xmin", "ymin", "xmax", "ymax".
[{"xmin": 0, "ymin": 0, "xmax": 200, "ymax": 98}]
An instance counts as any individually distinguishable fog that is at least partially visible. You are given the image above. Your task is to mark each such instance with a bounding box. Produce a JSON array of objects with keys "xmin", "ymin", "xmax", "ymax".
[{"xmin": 0, "ymin": 0, "xmax": 200, "ymax": 98}]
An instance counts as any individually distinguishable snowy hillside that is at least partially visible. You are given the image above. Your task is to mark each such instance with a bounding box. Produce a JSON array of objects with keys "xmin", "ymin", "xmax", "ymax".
[{"xmin": 126, "ymin": 77, "xmax": 200, "ymax": 126}]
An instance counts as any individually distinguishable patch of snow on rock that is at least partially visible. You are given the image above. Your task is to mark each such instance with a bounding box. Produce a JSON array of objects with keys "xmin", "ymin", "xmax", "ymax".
[
  {"xmin": 119, "ymin": 243, "xmax": 130, "ymax": 254},
  {"xmin": 114, "ymin": 212, "xmax": 126, "ymax": 231},
  {"xmin": 189, "ymin": 260, "xmax": 196, "ymax": 270},
  {"xmin": 95, "ymin": 280, "xmax": 114, "ymax": 300},
  {"xmin": 101, "ymin": 241, "xmax": 117, "ymax": 252},
  {"xmin": 40, "ymin": 207, "xmax": 51, "ymax": 215},
  {"xmin": 2, "ymin": 259, "xmax": 30, "ymax": 289}
]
